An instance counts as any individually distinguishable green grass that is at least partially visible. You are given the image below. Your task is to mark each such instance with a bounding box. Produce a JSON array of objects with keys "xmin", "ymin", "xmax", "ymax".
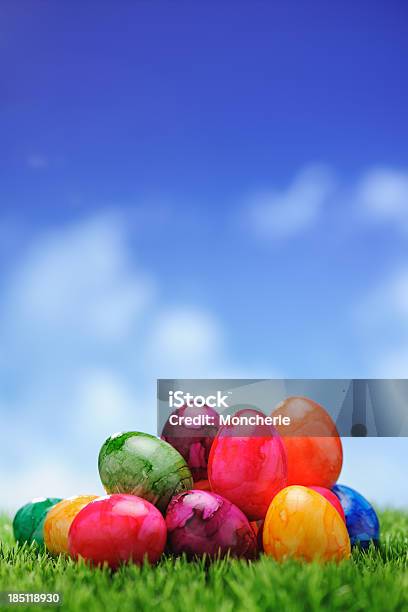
[{"xmin": 0, "ymin": 511, "xmax": 407, "ymax": 612}]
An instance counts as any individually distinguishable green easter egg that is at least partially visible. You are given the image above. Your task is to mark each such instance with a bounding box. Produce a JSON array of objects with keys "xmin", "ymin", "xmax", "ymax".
[
  {"xmin": 13, "ymin": 497, "xmax": 62, "ymax": 546},
  {"xmin": 98, "ymin": 432, "xmax": 193, "ymax": 513}
]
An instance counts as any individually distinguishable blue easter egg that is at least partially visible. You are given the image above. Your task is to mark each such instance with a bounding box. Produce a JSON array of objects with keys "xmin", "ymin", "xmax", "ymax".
[{"xmin": 332, "ymin": 484, "xmax": 379, "ymax": 548}]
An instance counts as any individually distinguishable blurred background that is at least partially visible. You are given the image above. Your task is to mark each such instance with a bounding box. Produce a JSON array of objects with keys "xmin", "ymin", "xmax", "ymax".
[{"xmin": 1, "ymin": 1, "xmax": 407, "ymax": 511}]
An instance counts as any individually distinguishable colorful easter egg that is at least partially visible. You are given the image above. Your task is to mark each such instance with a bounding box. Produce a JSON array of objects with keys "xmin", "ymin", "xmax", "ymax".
[
  {"xmin": 309, "ymin": 486, "xmax": 346, "ymax": 522},
  {"xmin": 44, "ymin": 495, "xmax": 99, "ymax": 555},
  {"xmin": 332, "ymin": 484, "xmax": 380, "ymax": 548},
  {"xmin": 193, "ymin": 479, "xmax": 211, "ymax": 491},
  {"xmin": 208, "ymin": 409, "xmax": 287, "ymax": 520},
  {"xmin": 271, "ymin": 396, "xmax": 343, "ymax": 488},
  {"xmin": 165, "ymin": 489, "xmax": 257, "ymax": 559},
  {"xmin": 263, "ymin": 486, "xmax": 351, "ymax": 562},
  {"xmin": 13, "ymin": 497, "xmax": 62, "ymax": 546},
  {"xmin": 68, "ymin": 494, "xmax": 167, "ymax": 569},
  {"xmin": 161, "ymin": 404, "xmax": 220, "ymax": 481},
  {"xmin": 98, "ymin": 431, "xmax": 193, "ymax": 513}
]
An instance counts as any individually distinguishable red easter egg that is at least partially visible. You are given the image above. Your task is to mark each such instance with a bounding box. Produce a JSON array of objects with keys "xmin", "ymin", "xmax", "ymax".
[
  {"xmin": 271, "ymin": 397, "xmax": 343, "ymax": 488},
  {"xmin": 208, "ymin": 409, "xmax": 287, "ymax": 521},
  {"xmin": 68, "ymin": 494, "xmax": 166, "ymax": 569},
  {"xmin": 308, "ymin": 486, "xmax": 346, "ymax": 522}
]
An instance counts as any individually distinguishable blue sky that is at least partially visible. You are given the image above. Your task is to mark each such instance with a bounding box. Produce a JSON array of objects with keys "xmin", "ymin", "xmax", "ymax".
[{"xmin": 1, "ymin": 1, "xmax": 408, "ymax": 510}]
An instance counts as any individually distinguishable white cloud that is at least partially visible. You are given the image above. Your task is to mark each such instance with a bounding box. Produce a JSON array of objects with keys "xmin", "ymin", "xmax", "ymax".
[
  {"xmin": 27, "ymin": 154, "xmax": 48, "ymax": 169},
  {"xmin": 0, "ymin": 460, "xmax": 103, "ymax": 513},
  {"xmin": 74, "ymin": 368, "xmax": 138, "ymax": 436},
  {"xmin": 341, "ymin": 438, "xmax": 408, "ymax": 509},
  {"xmin": 6, "ymin": 214, "xmax": 154, "ymax": 343},
  {"xmin": 356, "ymin": 167, "xmax": 408, "ymax": 229},
  {"xmin": 351, "ymin": 169, "xmax": 408, "ymax": 376},
  {"xmin": 245, "ymin": 164, "xmax": 336, "ymax": 240},
  {"xmin": 356, "ymin": 267, "xmax": 408, "ymax": 325},
  {"xmin": 244, "ymin": 164, "xmax": 408, "ymax": 241},
  {"xmin": 355, "ymin": 265, "xmax": 408, "ymax": 377},
  {"xmin": 146, "ymin": 308, "xmax": 224, "ymax": 376},
  {"xmin": 375, "ymin": 347, "xmax": 408, "ymax": 378}
]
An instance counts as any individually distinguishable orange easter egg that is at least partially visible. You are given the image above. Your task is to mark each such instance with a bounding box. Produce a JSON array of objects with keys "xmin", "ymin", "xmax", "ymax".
[
  {"xmin": 271, "ymin": 396, "xmax": 343, "ymax": 488},
  {"xmin": 193, "ymin": 479, "xmax": 211, "ymax": 491},
  {"xmin": 263, "ymin": 485, "xmax": 351, "ymax": 562},
  {"xmin": 44, "ymin": 495, "xmax": 98, "ymax": 555}
]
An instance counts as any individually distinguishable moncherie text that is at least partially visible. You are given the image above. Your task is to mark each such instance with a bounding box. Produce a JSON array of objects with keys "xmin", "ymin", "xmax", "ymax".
[{"xmin": 167, "ymin": 413, "xmax": 291, "ymax": 427}]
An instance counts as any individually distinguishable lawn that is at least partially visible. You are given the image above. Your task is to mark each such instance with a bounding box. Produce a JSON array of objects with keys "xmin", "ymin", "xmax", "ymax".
[{"xmin": 0, "ymin": 510, "xmax": 407, "ymax": 612}]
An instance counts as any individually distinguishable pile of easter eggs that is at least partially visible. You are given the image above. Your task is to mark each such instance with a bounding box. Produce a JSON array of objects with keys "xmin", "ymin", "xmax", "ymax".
[{"xmin": 13, "ymin": 396, "xmax": 380, "ymax": 568}]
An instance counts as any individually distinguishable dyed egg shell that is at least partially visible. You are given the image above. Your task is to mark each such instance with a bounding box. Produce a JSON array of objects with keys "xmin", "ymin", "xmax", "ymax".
[
  {"xmin": 68, "ymin": 494, "xmax": 167, "ymax": 569},
  {"xmin": 271, "ymin": 396, "xmax": 343, "ymax": 488},
  {"xmin": 165, "ymin": 490, "xmax": 257, "ymax": 559},
  {"xmin": 44, "ymin": 495, "xmax": 98, "ymax": 555},
  {"xmin": 208, "ymin": 409, "xmax": 287, "ymax": 520},
  {"xmin": 309, "ymin": 486, "xmax": 346, "ymax": 522},
  {"xmin": 250, "ymin": 520, "xmax": 260, "ymax": 538},
  {"xmin": 161, "ymin": 404, "xmax": 220, "ymax": 481},
  {"xmin": 250, "ymin": 520, "xmax": 264, "ymax": 553},
  {"xmin": 332, "ymin": 484, "xmax": 379, "ymax": 548},
  {"xmin": 263, "ymin": 486, "xmax": 351, "ymax": 562},
  {"xmin": 98, "ymin": 431, "xmax": 193, "ymax": 513},
  {"xmin": 193, "ymin": 479, "xmax": 211, "ymax": 491},
  {"xmin": 13, "ymin": 497, "xmax": 62, "ymax": 546}
]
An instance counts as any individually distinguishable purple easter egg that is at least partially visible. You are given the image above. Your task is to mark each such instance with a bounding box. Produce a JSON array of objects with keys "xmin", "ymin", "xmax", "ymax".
[
  {"xmin": 165, "ymin": 489, "xmax": 257, "ymax": 559},
  {"xmin": 161, "ymin": 404, "xmax": 220, "ymax": 482}
]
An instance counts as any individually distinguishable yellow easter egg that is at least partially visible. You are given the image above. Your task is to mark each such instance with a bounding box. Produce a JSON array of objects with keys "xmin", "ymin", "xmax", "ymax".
[
  {"xmin": 263, "ymin": 485, "xmax": 351, "ymax": 562},
  {"xmin": 44, "ymin": 495, "xmax": 98, "ymax": 555}
]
